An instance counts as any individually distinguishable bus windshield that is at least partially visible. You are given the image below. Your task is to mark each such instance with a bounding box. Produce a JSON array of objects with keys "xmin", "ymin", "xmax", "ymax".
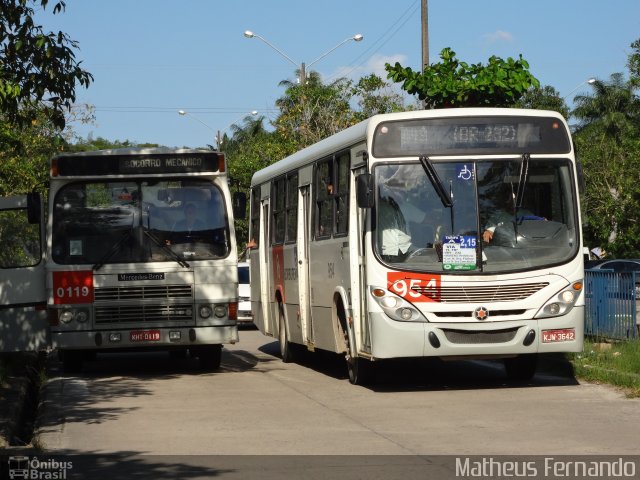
[
  {"xmin": 52, "ymin": 179, "xmax": 230, "ymax": 265},
  {"xmin": 374, "ymin": 158, "xmax": 579, "ymax": 273}
]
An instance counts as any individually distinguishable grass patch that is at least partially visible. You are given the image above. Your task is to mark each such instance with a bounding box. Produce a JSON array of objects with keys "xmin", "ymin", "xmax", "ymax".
[{"xmin": 568, "ymin": 338, "xmax": 640, "ymax": 397}]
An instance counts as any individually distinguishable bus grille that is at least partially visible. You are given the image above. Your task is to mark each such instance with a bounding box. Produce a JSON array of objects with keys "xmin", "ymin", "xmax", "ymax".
[
  {"xmin": 95, "ymin": 304, "xmax": 193, "ymax": 324},
  {"xmin": 412, "ymin": 282, "xmax": 549, "ymax": 303},
  {"xmin": 94, "ymin": 285, "xmax": 193, "ymax": 301},
  {"xmin": 93, "ymin": 285, "xmax": 194, "ymax": 324},
  {"xmin": 442, "ymin": 328, "xmax": 518, "ymax": 344}
]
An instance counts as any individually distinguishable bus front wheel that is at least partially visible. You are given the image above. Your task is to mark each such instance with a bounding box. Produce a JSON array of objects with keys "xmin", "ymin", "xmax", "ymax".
[
  {"xmin": 195, "ymin": 345, "xmax": 222, "ymax": 371},
  {"xmin": 346, "ymin": 354, "xmax": 374, "ymax": 386},
  {"xmin": 278, "ymin": 305, "xmax": 295, "ymax": 363}
]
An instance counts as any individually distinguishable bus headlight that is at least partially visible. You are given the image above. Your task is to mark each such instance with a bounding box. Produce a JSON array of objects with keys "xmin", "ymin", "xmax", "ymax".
[
  {"xmin": 59, "ymin": 310, "xmax": 73, "ymax": 323},
  {"xmin": 535, "ymin": 281, "xmax": 583, "ymax": 319},
  {"xmin": 214, "ymin": 305, "xmax": 227, "ymax": 318},
  {"xmin": 199, "ymin": 305, "xmax": 212, "ymax": 319},
  {"xmin": 75, "ymin": 310, "xmax": 89, "ymax": 323},
  {"xmin": 370, "ymin": 286, "xmax": 427, "ymax": 322}
]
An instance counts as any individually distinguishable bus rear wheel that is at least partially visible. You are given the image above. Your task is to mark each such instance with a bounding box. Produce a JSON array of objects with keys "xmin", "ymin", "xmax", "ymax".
[{"xmin": 504, "ymin": 354, "xmax": 538, "ymax": 381}]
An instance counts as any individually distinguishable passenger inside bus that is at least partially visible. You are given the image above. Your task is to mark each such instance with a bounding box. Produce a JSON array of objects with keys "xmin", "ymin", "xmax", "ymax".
[{"xmin": 378, "ymin": 196, "xmax": 412, "ymax": 258}]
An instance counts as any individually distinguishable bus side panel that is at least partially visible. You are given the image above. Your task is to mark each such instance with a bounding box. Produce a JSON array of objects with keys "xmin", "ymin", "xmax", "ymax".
[
  {"xmin": 0, "ymin": 195, "xmax": 49, "ymax": 352},
  {"xmin": 282, "ymin": 244, "xmax": 303, "ymax": 344},
  {"xmin": 308, "ymin": 238, "xmax": 348, "ymax": 352}
]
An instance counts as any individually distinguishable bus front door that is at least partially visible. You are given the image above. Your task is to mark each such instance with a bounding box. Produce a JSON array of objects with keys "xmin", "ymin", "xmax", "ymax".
[
  {"xmin": 258, "ymin": 200, "xmax": 274, "ymax": 336},
  {"xmin": 0, "ymin": 195, "xmax": 49, "ymax": 352},
  {"xmin": 297, "ymin": 186, "xmax": 313, "ymax": 348}
]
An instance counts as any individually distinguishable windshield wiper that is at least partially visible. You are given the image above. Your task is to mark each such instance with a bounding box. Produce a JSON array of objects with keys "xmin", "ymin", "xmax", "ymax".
[
  {"xmin": 93, "ymin": 230, "xmax": 133, "ymax": 271},
  {"xmin": 515, "ymin": 153, "xmax": 530, "ymax": 209},
  {"xmin": 419, "ymin": 155, "xmax": 453, "ymax": 208},
  {"xmin": 143, "ymin": 230, "xmax": 190, "ymax": 268}
]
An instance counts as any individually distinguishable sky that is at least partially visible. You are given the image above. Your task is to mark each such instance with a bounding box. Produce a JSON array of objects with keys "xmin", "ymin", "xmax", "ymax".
[{"xmin": 38, "ymin": 0, "xmax": 640, "ymax": 149}]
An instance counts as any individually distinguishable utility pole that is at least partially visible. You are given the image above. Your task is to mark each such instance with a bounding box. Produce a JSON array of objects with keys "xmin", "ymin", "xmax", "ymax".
[{"xmin": 421, "ymin": 0, "xmax": 429, "ymax": 71}]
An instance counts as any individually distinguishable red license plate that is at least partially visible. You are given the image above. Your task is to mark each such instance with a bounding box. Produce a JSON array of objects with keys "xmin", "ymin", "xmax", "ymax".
[
  {"xmin": 130, "ymin": 330, "xmax": 161, "ymax": 342},
  {"xmin": 542, "ymin": 328, "xmax": 575, "ymax": 343}
]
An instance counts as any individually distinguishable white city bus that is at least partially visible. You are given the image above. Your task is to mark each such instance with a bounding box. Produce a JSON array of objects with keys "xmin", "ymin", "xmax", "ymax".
[
  {"xmin": 1, "ymin": 148, "xmax": 245, "ymax": 371},
  {"xmin": 249, "ymin": 108, "xmax": 584, "ymax": 385}
]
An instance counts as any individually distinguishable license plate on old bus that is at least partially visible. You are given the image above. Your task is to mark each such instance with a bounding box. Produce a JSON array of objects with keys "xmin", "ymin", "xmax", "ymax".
[
  {"xmin": 130, "ymin": 330, "xmax": 161, "ymax": 342},
  {"xmin": 542, "ymin": 328, "xmax": 575, "ymax": 343}
]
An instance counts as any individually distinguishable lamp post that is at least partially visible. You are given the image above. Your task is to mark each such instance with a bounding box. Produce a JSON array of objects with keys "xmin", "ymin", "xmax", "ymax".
[
  {"xmin": 177, "ymin": 110, "xmax": 258, "ymax": 149},
  {"xmin": 243, "ymin": 30, "xmax": 363, "ymax": 85},
  {"xmin": 563, "ymin": 78, "xmax": 596, "ymax": 100}
]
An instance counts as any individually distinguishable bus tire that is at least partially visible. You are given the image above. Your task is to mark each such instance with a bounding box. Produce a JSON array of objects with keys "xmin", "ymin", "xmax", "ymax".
[
  {"xmin": 278, "ymin": 305, "xmax": 295, "ymax": 363},
  {"xmin": 504, "ymin": 354, "xmax": 538, "ymax": 381},
  {"xmin": 197, "ymin": 345, "xmax": 222, "ymax": 371},
  {"xmin": 339, "ymin": 307, "xmax": 374, "ymax": 386},
  {"xmin": 169, "ymin": 348, "xmax": 188, "ymax": 360},
  {"xmin": 61, "ymin": 350, "xmax": 83, "ymax": 374},
  {"xmin": 347, "ymin": 355, "xmax": 374, "ymax": 386}
]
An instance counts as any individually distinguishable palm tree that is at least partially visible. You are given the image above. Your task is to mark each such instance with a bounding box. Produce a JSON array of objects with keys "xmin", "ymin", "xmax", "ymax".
[{"xmin": 572, "ymin": 73, "xmax": 640, "ymax": 142}]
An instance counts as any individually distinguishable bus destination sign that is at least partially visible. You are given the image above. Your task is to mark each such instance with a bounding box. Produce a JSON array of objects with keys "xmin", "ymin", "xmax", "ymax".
[
  {"xmin": 55, "ymin": 152, "xmax": 221, "ymax": 176},
  {"xmin": 373, "ymin": 116, "xmax": 571, "ymax": 157}
]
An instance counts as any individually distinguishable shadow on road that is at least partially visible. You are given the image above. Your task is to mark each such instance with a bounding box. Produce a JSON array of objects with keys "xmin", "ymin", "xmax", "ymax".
[{"xmin": 258, "ymin": 339, "xmax": 580, "ymax": 393}]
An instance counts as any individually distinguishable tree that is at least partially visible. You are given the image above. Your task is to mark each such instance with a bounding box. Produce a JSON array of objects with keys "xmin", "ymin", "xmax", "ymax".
[
  {"xmin": 274, "ymin": 71, "xmax": 353, "ymax": 148},
  {"xmin": 385, "ymin": 47, "xmax": 540, "ymax": 108},
  {"xmin": 350, "ymin": 74, "xmax": 409, "ymax": 122},
  {"xmin": 0, "ymin": 0, "xmax": 93, "ymax": 129},
  {"xmin": 515, "ymin": 85, "xmax": 569, "ymax": 119},
  {"xmin": 572, "ymin": 65, "xmax": 640, "ymax": 256},
  {"xmin": 628, "ymin": 38, "xmax": 640, "ymax": 88},
  {"xmin": 573, "ymin": 73, "xmax": 639, "ymax": 143}
]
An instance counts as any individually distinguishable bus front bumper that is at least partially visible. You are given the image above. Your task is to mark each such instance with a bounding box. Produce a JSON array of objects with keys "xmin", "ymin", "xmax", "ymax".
[
  {"xmin": 367, "ymin": 306, "xmax": 584, "ymax": 359},
  {"xmin": 52, "ymin": 325, "xmax": 239, "ymax": 350}
]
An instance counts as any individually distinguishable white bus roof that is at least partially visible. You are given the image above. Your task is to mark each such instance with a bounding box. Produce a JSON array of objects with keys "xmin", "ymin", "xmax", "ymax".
[{"xmin": 250, "ymin": 108, "xmax": 567, "ymax": 188}]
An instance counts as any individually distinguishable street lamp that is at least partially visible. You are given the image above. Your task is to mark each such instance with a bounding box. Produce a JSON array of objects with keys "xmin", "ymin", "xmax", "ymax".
[
  {"xmin": 178, "ymin": 110, "xmax": 218, "ymax": 148},
  {"xmin": 177, "ymin": 110, "xmax": 258, "ymax": 149},
  {"xmin": 243, "ymin": 30, "xmax": 363, "ymax": 84},
  {"xmin": 563, "ymin": 78, "xmax": 596, "ymax": 100}
]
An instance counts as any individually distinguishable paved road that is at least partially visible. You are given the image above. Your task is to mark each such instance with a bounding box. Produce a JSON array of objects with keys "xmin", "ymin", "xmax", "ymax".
[{"xmin": 33, "ymin": 328, "xmax": 640, "ymax": 477}]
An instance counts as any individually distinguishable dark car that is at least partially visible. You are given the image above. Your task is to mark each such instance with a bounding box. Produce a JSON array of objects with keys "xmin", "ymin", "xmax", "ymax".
[
  {"xmin": 586, "ymin": 259, "xmax": 640, "ymax": 298},
  {"xmin": 587, "ymin": 259, "xmax": 640, "ymax": 273}
]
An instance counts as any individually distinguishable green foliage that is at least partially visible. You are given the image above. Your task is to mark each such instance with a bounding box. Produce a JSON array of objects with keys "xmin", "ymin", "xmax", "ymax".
[
  {"xmin": 0, "ymin": 209, "xmax": 40, "ymax": 268},
  {"xmin": 0, "ymin": 108, "xmax": 62, "ymax": 196},
  {"xmin": 628, "ymin": 38, "xmax": 640, "ymax": 89},
  {"xmin": 0, "ymin": 0, "xmax": 93, "ymax": 129},
  {"xmin": 275, "ymin": 72, "xmax": 353, "ymax": 148},
  {"xmin": 385, "ymin": 47, "xmax": 540, "ymax": 108},
  {"xmin": 350, "ymin": 74, "xmax": 409, "ymax": 122},
  {"xmin": 573, "ymin": 67, "xmax": 640, "ymax": 256},
  {"xmin": 515, "ymin": 85, "xmax": 569, "ymax": 119}
]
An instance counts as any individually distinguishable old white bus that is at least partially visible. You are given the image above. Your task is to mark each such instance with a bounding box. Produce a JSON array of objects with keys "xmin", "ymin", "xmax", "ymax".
[
  {"xmin": 1, "ymin": 148, "xmax": 245, "ymax": 372},
  {"xmin": 249, "ymin": 108, "xmax": 584, "ymax": 385}
]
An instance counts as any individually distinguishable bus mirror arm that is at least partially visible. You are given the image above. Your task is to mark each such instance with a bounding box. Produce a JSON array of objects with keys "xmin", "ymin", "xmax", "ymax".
[
  {"xmin": 232, "ymin": 192, "xmax": 247, "ymax": 220},
  {"xmin": 356, "ymin": 173, "xmax": 374, "ymax": 209},
  {"xmin": 27, "ymin": 192, "xmax": 41, "ymax": 224}
]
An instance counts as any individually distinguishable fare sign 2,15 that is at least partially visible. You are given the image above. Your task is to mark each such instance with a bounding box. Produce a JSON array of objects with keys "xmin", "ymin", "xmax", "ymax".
[
  {"xmin": 387, "ymin": 272, "xmax": 441, "ymax": 302},
  {"xmin": 52, "ymin": 270, "xmax": 94, "ymax": 304}
]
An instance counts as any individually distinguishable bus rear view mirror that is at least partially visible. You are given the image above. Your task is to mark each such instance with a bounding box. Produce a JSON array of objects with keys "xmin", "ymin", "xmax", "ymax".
[
  {"xmin": 356, "ymin": 173, "xmax": 374, "ymax": 208},
  {"xmin": 27, "ymin": 192, "xmax": 41, "ymax": 224},
  {"xmin": 233, "ymin": 191, "xmax": 247, "ymax": 220}
]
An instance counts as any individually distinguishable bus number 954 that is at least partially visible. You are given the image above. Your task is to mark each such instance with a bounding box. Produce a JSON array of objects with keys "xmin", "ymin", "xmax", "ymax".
[{"xmin": 387, "ymin": 273, "xmax": 441, "ymax": 302}]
